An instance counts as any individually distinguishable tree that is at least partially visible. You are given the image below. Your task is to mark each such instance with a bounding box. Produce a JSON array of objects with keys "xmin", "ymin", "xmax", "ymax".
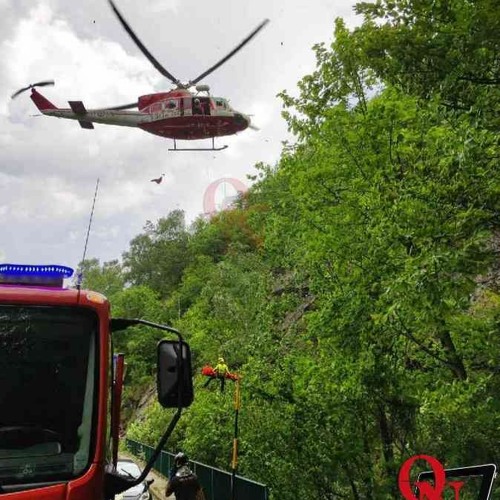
[
  {"xmin": 355, "ymin": 0, "xmax": 500, "ymax": 123},
  {"xmin": 123, "ymin": 210, "xmax": 190, "ymax": 298},
  {"xmin": 77, "ymin": 258, "xmax": 125, "ymax": 300},
  {"xmin": 111, "ymin": 285, "xmax": 168, "ymax": 424}
]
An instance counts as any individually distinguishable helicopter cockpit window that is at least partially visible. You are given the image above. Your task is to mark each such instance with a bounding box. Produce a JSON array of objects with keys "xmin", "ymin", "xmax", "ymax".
[{"xmin": 215, "ymin": 99, "xmax": 229, "ymax": 110}]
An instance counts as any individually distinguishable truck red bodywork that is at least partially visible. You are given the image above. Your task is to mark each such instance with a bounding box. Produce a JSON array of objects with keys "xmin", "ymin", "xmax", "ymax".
[{"xmin": 0, "ymin": 284, "xmax": 112, "ymax": 500}]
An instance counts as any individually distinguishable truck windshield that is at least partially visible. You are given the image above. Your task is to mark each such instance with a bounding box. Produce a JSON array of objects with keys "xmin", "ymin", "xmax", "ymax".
[{"xmin": 0, "ymin": 305, "xmax": 97, "ymax": 486}]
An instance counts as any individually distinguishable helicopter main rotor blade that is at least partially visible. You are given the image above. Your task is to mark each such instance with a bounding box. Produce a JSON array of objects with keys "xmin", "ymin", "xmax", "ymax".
[
  {"xmin": 102, "ymin": 102, "xmax": 138, "ymax": 110},
  {"xmin": 189, "ymin": 19, "xmax": 269, "ymax": 86},
  {"xmin": 11, "ymin": 80, "xmax": 55, "ymax": 99},
  {"xmin": 108, "ymin": 0, "xmax": 181, "ymax": 87}
]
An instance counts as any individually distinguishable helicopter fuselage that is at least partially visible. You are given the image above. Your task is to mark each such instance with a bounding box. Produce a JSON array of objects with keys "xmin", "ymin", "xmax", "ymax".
[{"xmin": 31, "ymin": 88, "xmax": 250, "ymax": 140}]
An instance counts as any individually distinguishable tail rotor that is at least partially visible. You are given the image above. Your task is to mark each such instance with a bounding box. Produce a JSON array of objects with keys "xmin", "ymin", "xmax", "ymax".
[{"xmin": 11, "ymin": 80, "xmax": 55, "ymax": 99}]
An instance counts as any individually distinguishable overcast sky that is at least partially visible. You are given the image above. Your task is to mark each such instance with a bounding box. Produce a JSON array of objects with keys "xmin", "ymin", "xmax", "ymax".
[{"xmin": 1, "ymin": 0, "xmax": 360, "ymax": 273}]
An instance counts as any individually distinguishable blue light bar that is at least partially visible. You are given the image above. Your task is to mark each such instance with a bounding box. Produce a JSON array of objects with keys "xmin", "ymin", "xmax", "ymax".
[
  {"xmin": 0, "ymin": 264, "xmax": 74, "ymax": 278},
  {"xmin": 0, "ymin": 264, "xmax": 74, "ymax": 287}
]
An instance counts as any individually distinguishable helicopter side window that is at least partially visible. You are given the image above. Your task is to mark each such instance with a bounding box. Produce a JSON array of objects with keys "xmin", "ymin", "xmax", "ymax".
[
  {"xmin": 166, "ymin": 99, "xmax": 177, "ymax": 110},
  {"xmin": 192, "ymin": 98, "xmax": 204, "ymax": 115},
  {"xmin": 151, "ymin": 102, "xmax": 162, "ymax": 113}
]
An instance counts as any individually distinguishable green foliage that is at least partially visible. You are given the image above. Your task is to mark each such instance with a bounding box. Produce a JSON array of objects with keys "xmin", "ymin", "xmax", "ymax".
[
  {"xmin": 123, "ymin": 210, "xmax": 191, "ymax": 299},
  {"xmin": 355, "ymin": 0, "xmax": 500, "ymax": 119},
  {"xmin": 78, "ymin": 258, "xmax": 125, "ymax": 300},
  {"xmin": 188, "ymin": 208, "xmax": 262, "ymax": 261},
  {"xmin": 111, "ymin": 285, "xmax": 168, "ymax": 422}
]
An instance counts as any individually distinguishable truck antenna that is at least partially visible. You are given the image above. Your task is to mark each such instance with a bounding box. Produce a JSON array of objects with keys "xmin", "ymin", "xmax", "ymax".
[{"xmin": 77, "ymin": 178, "xmax": 100, "ymax": 290}]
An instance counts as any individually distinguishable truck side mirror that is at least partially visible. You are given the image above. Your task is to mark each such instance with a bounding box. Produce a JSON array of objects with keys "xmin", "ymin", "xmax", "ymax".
[{"xmin": 157, "ymin": 340, "xmax": 194, "ymax": 408}]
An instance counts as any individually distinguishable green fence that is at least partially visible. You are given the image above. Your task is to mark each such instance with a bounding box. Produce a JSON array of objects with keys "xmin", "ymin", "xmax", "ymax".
[{"xmin": 126, "ymin": 439, "xmax": 269, "ymax": 500}]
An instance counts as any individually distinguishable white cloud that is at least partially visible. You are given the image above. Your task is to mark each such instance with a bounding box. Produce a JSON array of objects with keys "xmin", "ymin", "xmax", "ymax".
[{"xmin": 2, "ymin": 3, "xmax": 158, "ymax": 112}]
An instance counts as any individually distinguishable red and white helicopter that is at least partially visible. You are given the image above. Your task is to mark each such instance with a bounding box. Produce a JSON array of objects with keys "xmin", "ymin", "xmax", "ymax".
[{"xmin": 11, "ymin": 1, "xmax": 268, "ymax": 151}]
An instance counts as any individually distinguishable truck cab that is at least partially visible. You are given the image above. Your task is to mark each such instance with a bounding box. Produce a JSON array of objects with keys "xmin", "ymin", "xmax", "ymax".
[{"xmin": 0, "ymin": 264, "xmax": 192, "ymax": 499}]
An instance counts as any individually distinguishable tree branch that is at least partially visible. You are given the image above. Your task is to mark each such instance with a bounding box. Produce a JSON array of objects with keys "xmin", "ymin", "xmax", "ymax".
[{"xmin": 457, "ymin": 76, "xmax": 500, "ymax": 85}]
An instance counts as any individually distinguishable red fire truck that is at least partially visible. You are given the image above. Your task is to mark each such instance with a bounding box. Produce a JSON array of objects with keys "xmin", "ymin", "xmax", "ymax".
[{"xmin": 0, "ymin": 264, "xmax": 193, "ymax": 499}]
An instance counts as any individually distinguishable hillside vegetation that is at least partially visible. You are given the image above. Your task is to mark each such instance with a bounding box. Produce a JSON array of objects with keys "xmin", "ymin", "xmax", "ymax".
[{"xmin": 82, "ymin": 1, "xmax": 500, "ymax": 497}]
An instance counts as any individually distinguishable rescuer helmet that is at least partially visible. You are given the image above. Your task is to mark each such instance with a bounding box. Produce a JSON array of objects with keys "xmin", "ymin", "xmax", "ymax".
[{"xmin": 174, "ymin": 452, "xmax": 188, "ymax": 466}]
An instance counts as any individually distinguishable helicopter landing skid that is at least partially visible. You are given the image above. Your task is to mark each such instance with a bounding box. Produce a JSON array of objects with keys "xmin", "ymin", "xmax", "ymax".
[{"xmin": 168, "ymin": 138, "xmax": 228, "ymax": 152}]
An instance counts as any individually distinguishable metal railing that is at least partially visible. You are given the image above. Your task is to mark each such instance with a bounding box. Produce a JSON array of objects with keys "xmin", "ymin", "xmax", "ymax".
[{"xmin": 126, "ymin": 438, "xmax": 269, "ymax": 500}]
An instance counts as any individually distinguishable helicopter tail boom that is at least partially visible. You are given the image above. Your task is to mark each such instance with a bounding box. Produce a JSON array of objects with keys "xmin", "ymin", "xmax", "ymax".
[{"xmin": 30, "ymin": 88, "xmax": 58, "ymax": 112}]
